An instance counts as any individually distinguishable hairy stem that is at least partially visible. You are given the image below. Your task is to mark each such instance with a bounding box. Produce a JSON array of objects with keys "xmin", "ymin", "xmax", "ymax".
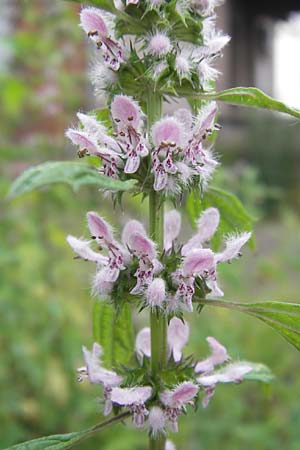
[{"xmin": 147, "ymin": 92, "xmax": 166, "ymax": 450}]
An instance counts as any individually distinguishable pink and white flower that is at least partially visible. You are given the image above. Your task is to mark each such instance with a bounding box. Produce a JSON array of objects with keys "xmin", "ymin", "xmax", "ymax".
[
  {"xmin": 167, "ymin": 207, "xmax": 251, "ymax": 309},
  {"xmin": 195, "ymin": 336, "xmax": 230, "ymax": 374},
  {"xmin": 111, "ymin": 95, "xmax": 148, "ymax": 174},
  {"xmin": 167, "ymin": 317, "xmax": 189, "ymax": 362},
  {"xmin": 87, "ymin": 211, "xmax": 127, "ymax": 283},
  {"xmin": 111, "ymin": 386, "xmax": 152, "ymax": 427},
  {"xmin": 66, "ymin": 113, "xmax": 121, "ymax": 179},
  {"xmin": 127, "ymin": 230, "xmax": 163, "ymax": 294},
  {"xmin": 164, "ymin": 210, "xmax": 182, "ymax": 252},
  {"xmin": 160, "ymin": 382, "xmax": 199, "ymax": 432},
  {"xmin": 197, "ymin": 361, "xmax": 253, "ymax": 407},
  {"xmin": 80, "ymin": 7, "xmax": 123, "ymax": 70},
  {"xmin": 151, "ymin": 117, "xmax": 187, "ymax": 191},
  {"xmin": 173, "ymin": 248, "xmax": 215, "ymax": 311},
  {"xmin": 77, "ymin": 343, "xmax": 123, "ymax": 415},
  {"xmin": 135, "ymin": 327, "xmax": 151, "ymax": 363}
]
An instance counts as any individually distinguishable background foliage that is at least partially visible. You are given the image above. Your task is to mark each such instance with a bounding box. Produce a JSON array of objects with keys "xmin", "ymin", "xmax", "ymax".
[{"xmin": 1, "ymin": 1, "xmax": 300, "ymax": 449}]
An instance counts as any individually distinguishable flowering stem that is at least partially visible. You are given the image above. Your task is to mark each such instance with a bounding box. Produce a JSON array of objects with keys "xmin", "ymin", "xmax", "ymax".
[{"xmin": 147, "ymin": 92, "xmax": 166, "ymax": 450}]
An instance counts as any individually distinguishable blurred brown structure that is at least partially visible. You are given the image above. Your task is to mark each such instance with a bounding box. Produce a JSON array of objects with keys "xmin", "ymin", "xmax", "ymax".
[{"xmin": 219, "ymin": 0, "xmax": 300, "ymax": 95}]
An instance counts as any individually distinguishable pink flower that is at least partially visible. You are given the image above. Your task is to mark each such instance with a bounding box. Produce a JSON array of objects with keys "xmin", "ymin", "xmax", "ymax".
[
  {"xmin": 173, "ymin": 249, "xmax": 215, "ymax": 312},
  {"xmin": 65, "ymin": 129, "xmax": 99, "ymax": 156},
  {"xmin": 181, "ymin": 207, "xmax": 220, "ymax": 256},
  {"xmin": 197, "ymin": 361, "xmax": 253, "ymax": 408},
  {"xmin": 198, "ymin": 362, "xmax": 253, "ymax": 386},
  {"xmin": 151, "ymin": 117, "xmax": 186, "ymax": 191},
  {"xmin": 182, "ymin": 248, "xmax": 215, "ymax": 277},
  {"xmin": 183, "ymin": 103, "xmax": 219, "ymax": 180},
  {"xmin": 76, "ymin": 113, "xmax": 120, "ymax": 153},
  {"xmin": 111, "ymin": 95, "xmax": 143, "ymax": 130},
  {"xmin": 80, "ymin": 7, "xmax": 123, "ymax": 70},
  {"xmin": 215, "ymin": 232, "xmax": 252, "ymax": 263},
  {"xmin": 164, "ymin": 210, "xmax": 182, "ymax": 252},
  {"xmin": 66, "ymin": 114, "xmax": 121, "ymax": 179},
  {"xmin": 152, "ymin": 117, "xmax": 186, "ymax": 148},
  {"xmin": 111, "ymin": 386, "xmax": 152, "ymax": 427},
  {"xmin": 167, "ymin": 317, "xmax": 189, "ymax": 362},
  {"xmin": 195, "ymin": 336, "xmax": 230, "ymax": 374},
  {"xmin": 176, "ymin": 208, "xmax": 251, "ymax": 301},
  {"xmin": 87, "ymin": 211, "xmax": 114, "ymax": 244},
  {"xmin": 111, "ymin": 95, "xmax": 148, "ymax": 174},
  {"xmin": 66, "ymin": 235, "xmax": 108, "ymax": 265},
  {"xmin": 77, "ymin": 343, "xmax": 123, "ymax": 415},
  {"xmin": 127, "ymin": 230, "xmax": 163, "ymax": 294},
  {"xmin": 135, "ymin": 327, "xmax": 151, "ymax": 363},
  {"xmin": 68, "ymin": 212, "xmax": 135, "ymax": 296},
  {"xmin": 87, "ymin": 212, "xmax": 126, "ymax": 282},
  {"xmin": 161, "ymin": 381, "xmax": 199, "ymax": 407},
  {"xmin": 160, "ymin": 382, "xmax": 198, "ymax": 432},
  {"xmin": 121, "ymin": 219, "xmax": 147, "ymax": 248}
]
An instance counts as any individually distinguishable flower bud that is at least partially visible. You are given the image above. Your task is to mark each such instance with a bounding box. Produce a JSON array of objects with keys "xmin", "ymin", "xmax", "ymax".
[
  {"xmin": 148, "ymin": 32, "xmax": 171, "ymax": 57},
  {"xmin": 148, "ymin": 407, "xmax": 166, "ymax": 437},
  {"xmin": 146, "ymin": 278, "xmax": 166, "ymax": 308}
]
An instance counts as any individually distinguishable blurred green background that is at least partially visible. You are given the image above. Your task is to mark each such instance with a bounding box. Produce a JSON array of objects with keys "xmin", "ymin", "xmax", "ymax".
[{"xmin": 1, "ymin": 1, "xmax": 300, "ymax": 449}]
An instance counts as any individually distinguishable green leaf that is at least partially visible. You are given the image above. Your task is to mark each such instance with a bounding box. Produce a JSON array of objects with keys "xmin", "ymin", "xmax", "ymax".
[
  {"xmin": 67, "ymin": 0, "xmax": 117, "ymax": 13},
  {"xmin": 186, "ymin": 186, "xmax": 255, "ymax": 249},
  {"xmin": 198, "ymin": 299, "xmax": 300, "ymax": 352},
  {"xmin": 93, "ymin": 301, "xmax": 134, "ymax": 369},
  {"xmin": 8, "ymin": 161, "xmax": 136, "ymax": 199},
  {"xmin": 196, "ymin": 87, "xmax": 300, "ymax": 119}
]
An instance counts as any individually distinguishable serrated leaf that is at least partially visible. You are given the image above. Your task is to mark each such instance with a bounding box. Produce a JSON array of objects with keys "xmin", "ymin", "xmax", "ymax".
[
  {"xmin": 197, "ymin": 87, "xmax": 300, "ymax": 119},
  {"xmin": 186, "ymin": 187, "xmax": 255, "ymax": 249},
  {"xmin": 4, "ymin": 430, "xmax": 88, "ymax": 450},
  {"xmin": 93, "ymin": 301, "xmax": 134, "ymax": 369},
  {"xmin": 198, "ymin": 299, "xmax": 300, "ymax": 352},
  {"xmin": 8, "ymin": 162, "xmax": 136, "ymax": 199}
]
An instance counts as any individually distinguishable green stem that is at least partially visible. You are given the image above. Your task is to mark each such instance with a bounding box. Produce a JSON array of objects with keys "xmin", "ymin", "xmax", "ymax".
[
  {"xmin": 147, "ymin": 92, "xmax": 166, "ymax": 450},
  {"xmin": 149, "ymin": 434, "xmax": 166, "ymax": 450}
]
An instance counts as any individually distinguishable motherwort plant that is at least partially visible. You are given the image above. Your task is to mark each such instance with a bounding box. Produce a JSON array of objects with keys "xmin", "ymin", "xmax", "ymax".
[{"xmin": 8, "ymin": 1, "xmax": 300, "ymax": 450}]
